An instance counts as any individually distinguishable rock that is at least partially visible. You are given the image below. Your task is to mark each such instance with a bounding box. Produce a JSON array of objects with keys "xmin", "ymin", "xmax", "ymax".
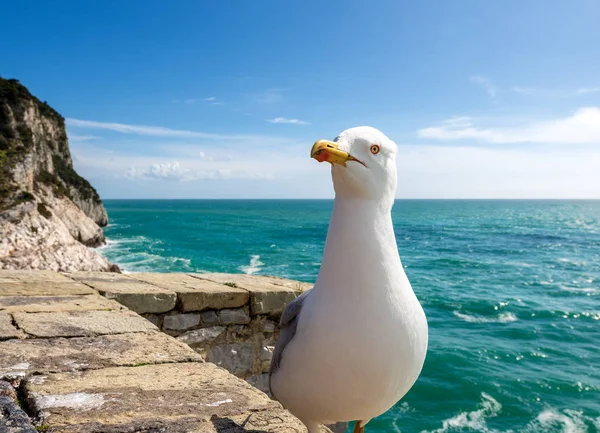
[
  {"xmin": 200, "ymin": 310, "xmax": 219, "ymax": 326},
  {"xmin": 129, "ymin": 273, "xmax": 249, "ymax": 312},
  {"xmin": 0, "ymin": 396, "xmax": 36, "ymax": 433},
  {"xmin": 193, "ymin": 273, "xmax": 304, "ymax": 315},
  {"xmin": 22, "ymin": 362, "xmax": 307, "ymax": 432},
  {"xmin": 0, "ymin": 78, "xmax": 113, "ymax": 272},
  {"xmin": 207, "ymin": 343, "xmax": 255, "ymax": 377},
  {"xmin": 0, "ymin": 333, "xmax": 201, "ymax": 380},
  {"xmin": 246, "ymin": 373, "xmax": 271, "ymax": 394},
  {"xmin": 0, "ymin": 294, "xmax": 124, "ymax": 313},
  {"xmin": 0, "ymin": 313, "xmax": 24, "ymax": 341},
  {"xmin": 66, "ymin": 272, "xmax": 177, "ymax": 314},
  {"xmin": 176, "ymin": 326, "xmax": 226, "ymax": 347},
  {"xmin": 218, "ymin": 307, "xmax": 251, "ymax": 325},
  {"xmin": 163, "ymin": 313, "xmax": 201, "ymax": 331},
  {"xmin": 0, "ymin": 380, "xmax": 17, "ymax": 400},
  {"xmin": 12, "ymin": 310, "xmax": 157, "ymax": 338}
]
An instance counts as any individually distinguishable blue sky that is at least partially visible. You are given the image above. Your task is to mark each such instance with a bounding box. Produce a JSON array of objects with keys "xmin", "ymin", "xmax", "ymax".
[{"xmin": 2, "ymin": 1, "xmax": 600, "ymax": 198}]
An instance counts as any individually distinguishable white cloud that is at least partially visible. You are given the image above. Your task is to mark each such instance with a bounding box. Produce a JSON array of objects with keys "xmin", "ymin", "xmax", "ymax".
[
  {"xmin": 203, "ymin": 97, "xmax": 216, "ymax": 101},
  {"xmin": 574, "ymin": 87, "xmax": 600, "ymax": 95},
  {"xmin": 512, "ymin": 86, "xmax": 600, "ymax": 97},
  {"xmin": 268, "ymin": 117, "xmax": 310, "ymax": 125},
  {"xmin": 469, "ymin": 75, "xmax": 497, "ymax": 98},
  {"xmin": 255, "ymin": 88, "xmax": 284, "ymax": 103},
  {"xmin": 418, "ymin": 107, "xmax": 600, "ymax": 144},
  {"xmin": 68, "ymin": 134, "xmax": 100, "ymax": 141},
  {"xmin": 66, "ymin": 118, "xmax": 262, "ymax": 141},
  {"xmin": 397, "ymin": 144, "xmax": 600, "ymax": 199}
]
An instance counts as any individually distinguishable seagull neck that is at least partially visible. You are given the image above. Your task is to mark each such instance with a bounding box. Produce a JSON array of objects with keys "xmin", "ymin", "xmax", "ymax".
[{"xmin": 317, "ymin": 197, "xmax": 402, "ymax": 293}]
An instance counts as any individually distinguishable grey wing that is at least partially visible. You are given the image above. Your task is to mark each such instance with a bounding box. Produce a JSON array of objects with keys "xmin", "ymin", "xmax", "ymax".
[{"xmin": 269, "ymin": 289, "xmax": 311, "ymax": 395}]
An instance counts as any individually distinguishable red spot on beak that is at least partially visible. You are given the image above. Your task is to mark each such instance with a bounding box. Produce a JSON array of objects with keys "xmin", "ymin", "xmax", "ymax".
[{"xmin": 314, "ymin": 150, "xmax": 330, "ymax": 163}]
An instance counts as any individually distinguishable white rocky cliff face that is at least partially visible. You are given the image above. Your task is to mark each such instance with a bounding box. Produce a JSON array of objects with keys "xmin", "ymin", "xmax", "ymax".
[{"xmin": 0, "ymin": 77, "xmax": 116, "ymax": 271}]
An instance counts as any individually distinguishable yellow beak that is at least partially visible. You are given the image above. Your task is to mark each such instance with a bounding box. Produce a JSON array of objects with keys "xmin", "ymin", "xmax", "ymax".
[{"xmin": 310, "ymin": 139, "xmax": 363, "ymax": 167}]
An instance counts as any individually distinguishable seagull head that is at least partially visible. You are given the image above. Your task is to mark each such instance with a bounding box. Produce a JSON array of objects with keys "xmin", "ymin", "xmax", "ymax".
[{"xmin": 311, "ymin": 126, "xmax": 397, "ymax": 205}]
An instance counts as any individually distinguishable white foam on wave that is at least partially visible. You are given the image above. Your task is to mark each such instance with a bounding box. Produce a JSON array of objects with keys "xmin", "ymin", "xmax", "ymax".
[
  {"xmin": 422, "ymin": 393, "xmax": 600, "ymax": 433},
  {"xmin": 239, "ymin": 255, "xmax": 264, "ymax": 275},
  {"xmin": 425, "ymin": 392, "xmax": 502, "ymax": 433},
  {"xmin": 454, "ymin": 311, "xmax": 518, "ymax": 324},
  {"xmin": 527, "ymin": 409, "xmax": 600, "ymax": 433}
]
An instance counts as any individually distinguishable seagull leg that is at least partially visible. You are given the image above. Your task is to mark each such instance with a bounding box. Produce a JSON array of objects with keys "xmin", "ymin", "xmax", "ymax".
[{"xmin": 352, "ymin": 421, "xmax": 365, "ymax": 433}]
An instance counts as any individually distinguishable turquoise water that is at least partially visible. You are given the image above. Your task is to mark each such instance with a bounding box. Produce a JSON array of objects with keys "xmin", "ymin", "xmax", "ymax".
[{"xmin": 101, "ymin": 199, "xmax": 600, "ymax": 433}]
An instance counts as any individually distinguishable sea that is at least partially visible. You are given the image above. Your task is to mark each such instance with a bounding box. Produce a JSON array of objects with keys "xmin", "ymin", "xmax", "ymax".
[{"xmin": 100, "ymin": 199, "xmax": 600, "ymax": 433}]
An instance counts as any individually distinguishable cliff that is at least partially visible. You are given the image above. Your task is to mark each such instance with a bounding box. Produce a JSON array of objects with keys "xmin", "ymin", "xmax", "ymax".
[{"xmin": 0, "ymin": 77, "xmax": 115, "ymax": 271}]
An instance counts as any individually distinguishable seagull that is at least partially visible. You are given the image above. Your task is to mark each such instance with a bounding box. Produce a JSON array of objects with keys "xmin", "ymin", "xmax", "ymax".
[{"xmin": 269, "ymin": 126, "xmax": 428, "ymax": 433}]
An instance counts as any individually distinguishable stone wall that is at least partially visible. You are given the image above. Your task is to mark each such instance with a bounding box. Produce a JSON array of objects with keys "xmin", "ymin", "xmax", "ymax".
[{"xmin": 67, "ymin": 271, "xmax": 312, "ymax": 394}]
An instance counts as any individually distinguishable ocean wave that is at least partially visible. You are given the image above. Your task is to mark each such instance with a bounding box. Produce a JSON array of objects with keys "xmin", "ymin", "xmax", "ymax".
[
  {"xmin": 454, "ymin": 311, "xmax": 518, "ymax": 323},
  {"xmin": 526, "ymin": 409, "xmax": 600, "ymax": 433},
  {"xmin": 423, "ymin": 392, "xmax": 502, "ymax": 433},
  {"xmin": 239, "ymin": 255, "xmax": 264, "ymax": 275},
  {"xmin": 422, "ymin": 393, "xmax": 600, "ymax": 433}
]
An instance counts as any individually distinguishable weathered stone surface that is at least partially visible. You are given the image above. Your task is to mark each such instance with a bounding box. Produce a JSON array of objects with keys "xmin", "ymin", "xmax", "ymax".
[
  {"xmin": 176, "ymin": 326, "xmax": 226, "ymax": 347},
  {"xmin": 12, "ymin": 311, "xmax": 157, "ymax": 338},
  {"xmin": 193, "ymin": 273, "xmax": 306, "ymax": 315},
  {"xmin": 261, "ymin": 345, "xmax": 275, "ymax": 373},
  {"xmin": 0, "ymin": 381, "xmax": 17, "ymax": 400},
  {"xmin": 23, "ymin": 362, "xmax": 308, "ymax": 432},
  {"xmin": 246, "ymin": 373, "xmax": 270, "ymax": 394},
  {"xmin": 163, "ymin": 313, "xmax": 201, "ymax": 331},
  {"xmin": 200, "ymin": 310, "xmax": 219, "ymax": 326},
  {"xmin": 0, "ymin": 281, "xmax": 95, "ymax": 297},
  {"xmin": 207, "ymin": 343, "xmax": 255, "ymax": 376},
  {"xmin": 0, "ymin": 295, "xmax": 124, "ymax": 313},
  {"xmin": 219, "ymin": 307, "xmax": 251, "ymax": 325},
  {"xmin": 66, "ymin": 272, "xmax": 177, "ymax": 314},
  {"xmin": 0, "ymin": 313, "xmax": 24, "ymax": 341},
  {"xmin": 0, "ymin": 333, "xmax": 201, "ymax": 380},
  {"xmin": 0, "ymin": 396, "xmax": 37, "ymax": 433},
  {"xmin": 130, "ymin": 273, "xmax": 249, "ymax": 312},
  {"xmin": 0, "ymin": 270, "xmax": 78, "ymax": 285}
]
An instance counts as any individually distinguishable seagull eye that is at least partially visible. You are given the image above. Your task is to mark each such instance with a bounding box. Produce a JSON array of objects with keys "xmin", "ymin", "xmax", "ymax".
[{"xmin": 370, "ymin": 145, "xmax": 380, "ymax": 155}]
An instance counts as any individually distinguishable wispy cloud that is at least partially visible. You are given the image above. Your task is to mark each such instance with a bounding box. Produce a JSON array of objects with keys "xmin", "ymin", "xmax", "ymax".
[
  {"xmin": 66, "ymin": 118, "xmax": 259, "ymax": 140},
  {"xmin": 512, "ymin": 86, "xmax": 600, "ymax": 97},
  {"xmin": 469, "ymin": 75, "xmax": 497, "ymax": 98},
  {"xmin": 255, "ymin": 88, "xmax": 284, "ymax": 103},
  {"xmin": 267, "ymin": 117, "xmax": 310, "ymax": 125},
  {"xmin": 203, "ymin": 97, "xmax": 216, "ymax": 101},
  {"xmin": 68, "ymin": 134, "xmax": 101, "ymax": 141},
  {"xmin": 418, "ymin": 107, "xmax": 600, "ymax": 144}
]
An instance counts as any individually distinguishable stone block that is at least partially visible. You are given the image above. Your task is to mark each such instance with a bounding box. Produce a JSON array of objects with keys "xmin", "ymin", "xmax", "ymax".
[
  {"xmin": 176, "ymin": 326, "xmax": 226, "ymax": 348},
  {"xmin": 193, "ymin": 273, "xmax": 305, "ymax": 315},
  {"xmin": 200, "ymin": 310, "xmax": 219, "ymax": 326},
  {"xmin": 0, "ymin": 333, "xmax": 201, "ymax": 381},
  {"xmin": 0, "ymin": 282, "xmax": 95, "ymax": 297},
  {"xmin": 163, "ymin": 313, "xmax": 201, "ymax": 331},
  {"xmin": 0, "ymin": 270, "xmax": 76, "ymax": 285},
  {"xmin": 12, "ymin": 311, "xmax": 157, "ymax": 338},
  {"xmin": 218, "ymin": 307, "xmax": 251, "ymax": 325},
  {"xmin": 0, "ymin": 295, "xmax": 124, "ymax": 313},
  {"xmin": 66, "ymin": 272, "xmax": 177, "ymax": 314},
  {"xmin": 0, "ymin": 313, "xmax": 24, "ymax": 341},
  {"xmin": 23, "ymin": 362, "xmax": 307, "ymax": 432},
  {"xmin": 207, "ymin": 343, "xmax": 255, "ymax": 376},
  {"xmin": 129, "ymin": 273, "xmax": 249, "ymax": 312}
]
